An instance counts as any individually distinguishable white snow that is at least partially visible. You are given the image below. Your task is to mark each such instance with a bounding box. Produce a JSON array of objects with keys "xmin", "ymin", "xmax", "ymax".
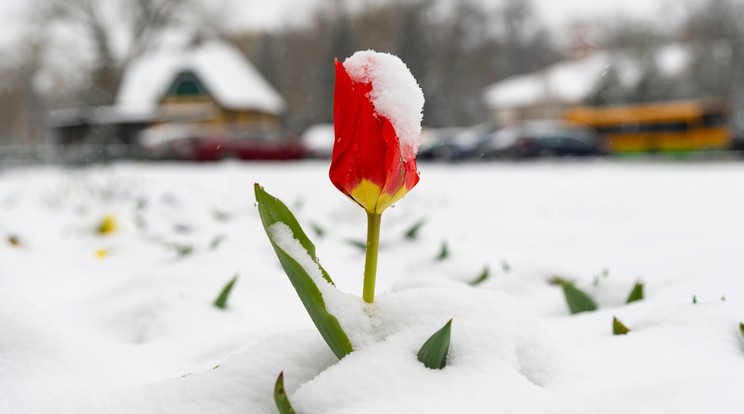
[
  {"xmin": 116, "ymin": 40, "xmax": 285, "ymax": 114},
  {"xmin": 343, "ymin": 51, "xmax": 425, "ymax": 161},
  {"xmin": 1, "ymin": 161, "xmax": 744, "ymax": 413}
]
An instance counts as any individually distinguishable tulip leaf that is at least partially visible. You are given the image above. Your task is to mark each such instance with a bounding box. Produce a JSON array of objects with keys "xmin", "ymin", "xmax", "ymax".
[
  {"xmin": 254, "ymin": 184, "xmax": 353, "ymax": 359},
  {"xmin": 625, "ymin": 281, "xmax": 644, "ymax": 303},
  {"xmin": 469, "ymin": 266, "xmax": 490, "ymax": 286},
  {"xmin": 274, "ymin": 372, "xmax": 296, "ymax": 414},
  {"xmin": 417, "ymin": 319, "xmax": 453, "ymax": 369},
  {"xmin": 214, "ymin": 274, "xmax": 238, "ymax": 309},
  {"xmin": 404, "ymin": 218, "xmax": 426, "ymax": 240},
  {"xmin": 613, "ymin": 316, "xmax": 630, "ymax": 335},
  {"xmin": 552, "ymin": 277, "xmax": 597, "ymax": 314},
  {"xmin": 435, "ymin": 240, "xmax": 449, "ymax": 261},
  {"xmin": 739, "ymin": 322, "xmax": 744, "ymax": 338}
]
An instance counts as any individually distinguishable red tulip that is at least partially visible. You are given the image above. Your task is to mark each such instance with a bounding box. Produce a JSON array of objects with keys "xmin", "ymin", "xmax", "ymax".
[{"xmin": 330, "ymin": 51, "xmax": 424, "ymax": 214}]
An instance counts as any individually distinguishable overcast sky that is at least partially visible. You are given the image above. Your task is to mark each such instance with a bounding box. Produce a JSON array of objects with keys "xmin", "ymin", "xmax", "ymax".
[
  {"xmin": 219, "ymin": 0, "xmax": 675, "ymax": 31},
  {"xmin": 0, "ymin": 0, "xmax": 679, "ymax": 51}
]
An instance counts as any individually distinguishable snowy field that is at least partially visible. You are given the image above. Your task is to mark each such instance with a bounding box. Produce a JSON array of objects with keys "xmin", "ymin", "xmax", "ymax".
[{"xmin": 2, "ymin": 160, "xmax": 744, "ymax": 413}]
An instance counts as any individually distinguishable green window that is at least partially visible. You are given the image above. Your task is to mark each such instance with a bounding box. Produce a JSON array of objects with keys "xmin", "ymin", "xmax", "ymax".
[{"xmin": 168, "ymin": 71, "xmax": 207, "ymax": 97}]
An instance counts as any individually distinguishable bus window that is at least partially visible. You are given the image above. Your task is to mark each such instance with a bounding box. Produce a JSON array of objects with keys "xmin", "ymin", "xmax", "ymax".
[{"xmin": 702, "ymin": 113, "xmax": 727, "ymax": 127}]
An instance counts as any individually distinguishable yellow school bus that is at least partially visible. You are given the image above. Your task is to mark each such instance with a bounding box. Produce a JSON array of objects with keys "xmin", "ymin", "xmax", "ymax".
[{"xmin": 563, "ymin": 100, "xmax": 731, "ymax": 153}]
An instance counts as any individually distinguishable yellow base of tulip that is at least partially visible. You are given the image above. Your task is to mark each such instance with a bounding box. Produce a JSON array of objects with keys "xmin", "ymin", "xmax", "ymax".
[{"xmin": 351, "ymin": 179, "xmax": 410, "ymax": 214}]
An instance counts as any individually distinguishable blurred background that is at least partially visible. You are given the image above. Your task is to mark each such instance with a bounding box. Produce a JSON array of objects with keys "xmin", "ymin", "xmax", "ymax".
[{"xmin": 1, "ymin": 0, "xmax": 743, "ymax": 165}]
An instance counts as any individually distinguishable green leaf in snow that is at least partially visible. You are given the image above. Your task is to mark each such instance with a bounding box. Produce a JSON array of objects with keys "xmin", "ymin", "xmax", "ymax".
[{"xmin": 417, "ymin": 319, "xmax": 453, "ymax": 369}]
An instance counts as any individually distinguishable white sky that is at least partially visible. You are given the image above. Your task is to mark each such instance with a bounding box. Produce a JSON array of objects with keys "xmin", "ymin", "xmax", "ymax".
[
  {"xmin": 219, "ymin": 0, "xmax": 676, "ymax": 32},
  {"xmin": 0, "ymin": 0, "xmax": 679, "ymax": 52}
]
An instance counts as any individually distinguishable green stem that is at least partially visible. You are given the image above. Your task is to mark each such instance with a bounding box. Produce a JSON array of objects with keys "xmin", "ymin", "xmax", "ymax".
[{"xmin": 363, "ymin": 212, "xmax": 382, "ymax": 303}]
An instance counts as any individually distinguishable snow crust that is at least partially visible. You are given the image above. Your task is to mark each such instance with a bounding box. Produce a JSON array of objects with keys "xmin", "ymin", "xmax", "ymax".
[
  {"xmin": 2, "ymin": 162, "xmax": 744, "ymax": 413},
  {"xmin": 343, "ymin": 51, "xmax": 425, "ymax": 161}
]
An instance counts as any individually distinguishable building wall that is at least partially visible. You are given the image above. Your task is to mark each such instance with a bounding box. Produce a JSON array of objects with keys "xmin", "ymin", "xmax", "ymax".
[{"xmin": 159, "ymin": 95, "xmax": 280, "ymax": 132}]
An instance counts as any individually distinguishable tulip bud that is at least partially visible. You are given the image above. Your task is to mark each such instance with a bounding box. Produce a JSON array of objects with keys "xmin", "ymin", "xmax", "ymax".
[{"xmin": 330, "ymin": 51, "xmax": 425, "ymax": 214}]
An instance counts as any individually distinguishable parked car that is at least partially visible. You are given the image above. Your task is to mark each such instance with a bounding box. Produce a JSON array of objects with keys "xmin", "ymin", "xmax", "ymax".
[
  {"xmin": 137, "ymin": 124, "xmax": 204, "ymax": 160},
  {"xmin": 732, "ymin": 112, "xmax": 744, "ymax": 153},
  {"xmin": 475, "ymin": 120, "xmax": 605, "ymax": 159},
  {"xmin": 138, "ymin": 125, "xmax": 305, "ymax": 161},
  {"xmin": 193, "ymin": 130, "xmax": 305, "ymax": 161},
  {"xmin": 419, "ymin": 125, "xmax": 493, "ymax": 161}
]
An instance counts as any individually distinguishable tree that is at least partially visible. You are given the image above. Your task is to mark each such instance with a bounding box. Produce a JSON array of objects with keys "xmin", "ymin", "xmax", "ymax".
[
  {"xmin": 681, "ymin": 0, "xmax": 744, "ymax": 108},
  {"xmin": 0, "ymin": 39, "xmax": 47, "ymax": 145},
  {"xmin": 235, "ymin": 0, "xmax": 560, "ymax": 132},
  {"xmin": 33, "ymin": 0, "xmax": 205, "ymax": 105}
]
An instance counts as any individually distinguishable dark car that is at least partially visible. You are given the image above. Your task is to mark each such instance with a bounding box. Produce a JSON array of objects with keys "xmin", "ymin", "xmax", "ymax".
[
  {"xmin": 417, "ymin": 124, "xmax": 497, "ymax": 161},
  {"xmin": 732, "ymin": 113, "xmax": 744, "ymax": 153},
  {"xmin": 476, "ymin": 121, "xmax": 605, "ymax": 159},
  {"xmin": 191, "ymin": 130, "xmax": 305, "ymax": 161}
]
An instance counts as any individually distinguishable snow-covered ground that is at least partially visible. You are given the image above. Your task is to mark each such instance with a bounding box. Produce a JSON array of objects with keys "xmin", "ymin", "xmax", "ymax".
[{"xmin": 1, "ymin": 160, "xmax": 743, "ymax": 413}]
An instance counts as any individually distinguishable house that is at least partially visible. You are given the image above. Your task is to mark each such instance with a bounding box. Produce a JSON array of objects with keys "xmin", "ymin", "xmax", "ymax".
[
  {"xmin": 482, "ymin": 44, "xmax": 690, "ymax": 125},
  {"xmin": 49, "ymin": 38, "xmax": 285, "ymax": 151}
]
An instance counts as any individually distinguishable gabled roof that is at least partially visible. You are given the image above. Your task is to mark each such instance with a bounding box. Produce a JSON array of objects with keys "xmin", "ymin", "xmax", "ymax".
[
  {"xmin": 116, "ymin": 40, "xmax": 285, "ymax": 114},
  {"xmin": 483, "ymin": 44, "xmax": 690, "ymax": 109}
]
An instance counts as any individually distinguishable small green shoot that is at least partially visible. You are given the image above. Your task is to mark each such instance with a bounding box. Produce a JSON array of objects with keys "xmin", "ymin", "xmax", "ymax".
[
  {"xmin": 625, "ymin": 281, "xmax": 644, "ymax": 303},
  {"xmin": 500, "ymin": 259, "xmax": 511, "ymax": 273},
  {"xmin": 417, "ymin": 319, "xmax": 453, "ymax": 369},
  {"xmin": 345, "ymin": 239, "xmax": 367, "ymax": 251},
  {"xmin": 692, "ymin": 294, "xmax": 697, "ymax": 304},
  {"xmin": 739, "ymin": 323, "xmax": 744, "ymax": 338},
  {"xmin": 214, "ymin": 274, "xmax": 239, "ymax": 309},
  {"xmin": 133, "ymin": 213, "xmax": 147, "ymax": 231},
  {"xmin": 211, "ymin": 208, "xmax": 232, "ymax": 222},
  {"xmin": 209, "ymin": 234, "xmax": 226, "ymax": 250},
  {"xmin": 171, "ymin": 242, "xmax": 193, "ymax": 257},
  {"xmin": 435, "ymin": 240, "xmax": 449, "ymax": 261},
  {"xmin": 469, "ymin": 266, "xmax": 490, "ymax": 286},
  {"xmin": 592, "ymin": 268, "xmax": 609, "ymax": 287},
  {"xmin": 274, "ymin": 372, "xmax": 296, "ymax": 414},
  {"xmin": 136, "ymin": 196, "xmax": 148, "ymax": 211},
  {"xmin": 293, "ymin": 198, "xmax": 305, "ymax": 211},
  {"xmin": 309, "ymin": 222, "xmax": 325, "ymax": 238},
  {"xmin": 551, "ymin": 277, "xmax": 598, "ymax": 314},
  {"xmin": 613, "ymin": 316, "xmax": 630, "ymax": 335},
  {"xmin": 404, "ymin": 218, "xmax": 426, "ymax": 240}
]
